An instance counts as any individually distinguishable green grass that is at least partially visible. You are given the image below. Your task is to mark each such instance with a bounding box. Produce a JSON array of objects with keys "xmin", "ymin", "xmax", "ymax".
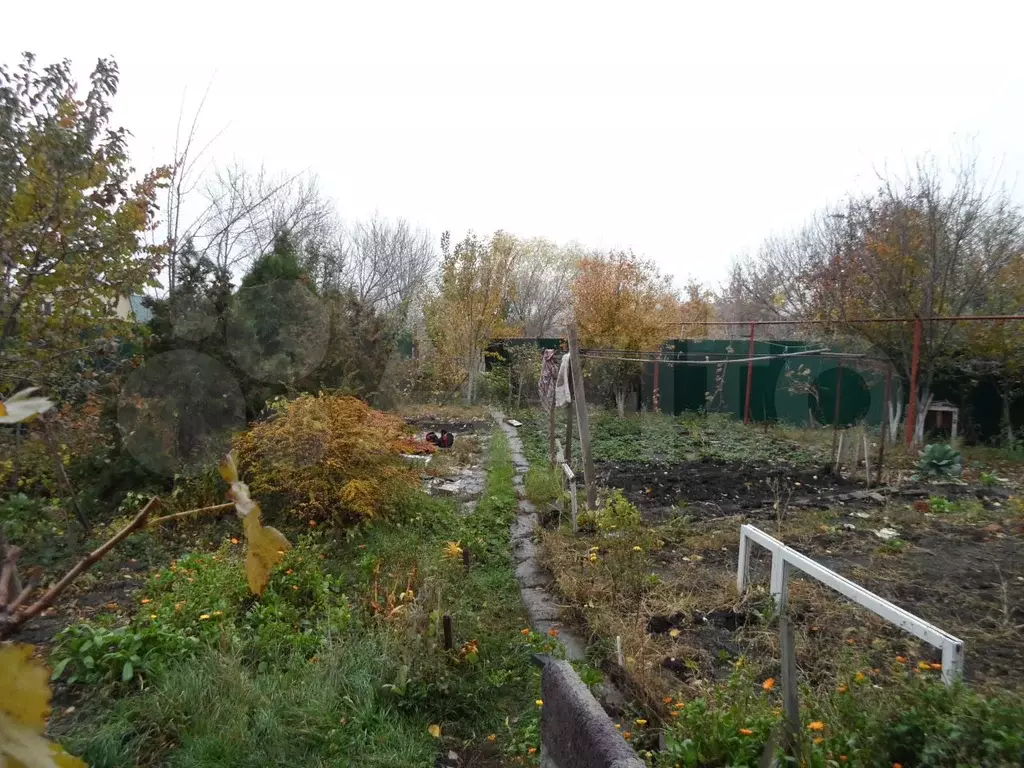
[
  {"xmin": 513, "ymin": 407, "xmax": 829, "ymax": 468},
  {"xmin": 524, "ymin": 462, "xmax": 562, "ymax": 506},
  {"xmin": 56, "ymin": 427, "xmax": 550, "ymax": 767}
]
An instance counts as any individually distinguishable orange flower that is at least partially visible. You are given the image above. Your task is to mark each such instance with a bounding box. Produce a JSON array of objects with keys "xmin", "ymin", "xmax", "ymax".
[
  {"xmin": 669, "ymin": 711, "xmax": 680, "ymax": 718},
  {"xmin": 838, "ymin": 684, "xmax": 848, "ymax": 693},
  {"xmin": 855, "ymin": 672, "xmax": 866, "ymax": 683},
  {"xmin": 808, "ymin": 721, "xmax": 825, "ymax": 732},
  {"xmin": 847, "ymin": 638, "xmax": 856, "ymax": 645},
  {"xmin": 230, "ymin": 538, "xmax": 240, "ymax": 545},
  {"xmin": 140, "ymin": 598, "xmax": 151, "ymax": 604},
  {"xmin": 309, "ymin": 520, "xmax": 317, "ymax": 526},
  {"xmin": 739, "ymin": 728, "xmax": 754, "ymax": 736},
  {"xmin": 813, "ymin": 737, "xmax": 824, "ymax": 745},
  {"xmin": 663, "ymin": 696, "xmax": 673, "ymax": 704},
  {"xmin": 929, "ymin": 663, "xmax": 942, "ymax": 670},
  {"xmin": 548, "ymin": 628, "xmax": 560, "ymax": 637},
  {"xmin": 528, "ymin": 747, "xmax": 536, "ymax": 755},
  {"xmin": 840, "ymin": 756, "xmax": 847, "ymax": 763},
  {"xmin": 918, "ymin": 661, "xmax": 931, "ymax": 671},
  {"xmin": 286, "ymin": 569, "xmax": 293, "ymax": 575},
  {"xmin": 762, "ymin": 677, "xmax": 776, "ymax": 691},
  {"xmin": 623, "ymin": 731, "xmax": 632, "ymax": 740},
  {"xmin": 487, "ymin": 734, "xmax": 496, "ymax": 743},
  {"xmin": 521, "ymin": 628, "xmax": 531, "ymax": 636},
  {"xmin": 893, "ymin": 764, "xmax": 903, "ymax": 768},
  {"xmin": 674, "ymin": 702, "xmax": 685, "ymax": 709},
  {"xmin": 895, "ymin": 655, "xmax": 907, "ymax": 664}
]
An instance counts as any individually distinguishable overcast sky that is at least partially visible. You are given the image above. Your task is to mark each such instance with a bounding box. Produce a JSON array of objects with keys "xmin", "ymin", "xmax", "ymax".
[{"xmin": 3, "ymin": 1, "xmax": 1023, "ymax": 288}]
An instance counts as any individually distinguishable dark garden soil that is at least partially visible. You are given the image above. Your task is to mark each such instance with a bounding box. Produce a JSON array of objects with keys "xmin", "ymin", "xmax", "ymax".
[{"xmin": 597, "ymin": 458, "xmax": 860, "ymax": 518}]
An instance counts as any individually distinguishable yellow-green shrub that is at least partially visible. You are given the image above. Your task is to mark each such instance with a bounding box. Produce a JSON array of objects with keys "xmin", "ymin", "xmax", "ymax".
[{"xmin": 234, "ymin": 394, "xmax": 428, "ymax": 525}]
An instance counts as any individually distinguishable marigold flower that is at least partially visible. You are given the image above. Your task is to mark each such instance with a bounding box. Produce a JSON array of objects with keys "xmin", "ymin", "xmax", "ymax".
[
  {"xmin": 309, "ymin": 520, "xmax": 317, "ymax": 526},
  {"xmin": 428, "ymin": 724, "xmax": 440, "ymax": 738},
  {"xmin": 855, "ymin": 672, "xmax": 866, "ymax": 683},
  {"xmin": 635, "ymin": 719, "xmax": 647, "ymax": 727},
  {"xmin": 808, "ymin": 721, "xmax": 825, "ymax": 731},
  {"xmin": 199, "ymin": 614, "xmax": 210, "ymax": 620},
  {"xmin": 487, "ymin": 734, "xmax": 496, "ymax": 743},
  {"xmin": 632, "ymin": 546, "xmax": 642, "ymax": 552},
  {"xmin": 762, "ymin": 677, "xmax": 776, "ymax": 691},
  {"xmin": 895, "ymin": 655, "xmax": 907, "ymax": 663},
  {"xmin": 623, "ymin": 731, "xmax": 632, "ymax": 740},
  {"xmin": 141, "ymin": 598, "xmax": 151, "ymax": 604},
  {"xmin": 840, "ymin": 756, "xmax": 847, "ymax": 762},
  {"xmin": 813, "ymin": 737, "xmax": 824, "ymax": 745},
  {"xmin": 528, "ymin": 748, "xmax": 536, "ymax": 755},
  {"xmin": 918, "ymin": 661, "xmax": 931, "ymax": 671},
  {"xmin": 838, "ymin": 684, "xmax": 848, "ymax": 693},
  {"xmin": 548, "ymin": 628, "xmax": 559, "ymax": 637},
  {"xmin": 663, "ymin": 696, "xmax": 673, "ymax": 704},
  {"xmin": 149, "ymin": 614, "xmax": 157, "ymax": 619},
  {"xmin": 521, "ymin": 628, "xmax": 531, "ymax": 635},
  {"xmin": 929, "ymin": 662, "xmax": 942, "ymax": 670},
  {"xmin": 231, "ymin": 538, "xmax": 240, "ymax": 545},
  {"xmin": 739, "ymin": 728, "xmax": 753, "ymax": 736},
  {"xmin": 669, "ymin": 711, "xmax": 680, "ymax": 717},
  {"xmin": 535, "ymin": 699, "xmax": 543, "ymax": 707}
]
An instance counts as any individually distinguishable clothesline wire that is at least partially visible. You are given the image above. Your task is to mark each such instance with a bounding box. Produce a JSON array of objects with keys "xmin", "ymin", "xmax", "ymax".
[{"xmin": 578, "ymin": 348, "xmax": 837, "ymax": 366}]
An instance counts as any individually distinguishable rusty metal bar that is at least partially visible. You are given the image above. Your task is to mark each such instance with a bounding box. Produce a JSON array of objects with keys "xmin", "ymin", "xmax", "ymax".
[
  {"xmin": 877, "ymin": 364, "xmax": 893, "ymax": 485},
  {"xmin": 743, "ymin": 322, "xmax": 756, "ymax": 424}
]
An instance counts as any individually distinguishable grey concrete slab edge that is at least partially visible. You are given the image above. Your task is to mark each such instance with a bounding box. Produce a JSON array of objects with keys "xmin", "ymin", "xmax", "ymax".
[{"xmin": 489, "ymin": 412, "xmax": 642, "ymax": 768}]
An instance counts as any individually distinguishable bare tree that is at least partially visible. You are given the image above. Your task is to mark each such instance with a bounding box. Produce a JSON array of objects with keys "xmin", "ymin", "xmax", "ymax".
[
  {"xmin": 196, "ymin": 163, "xmax": 336, "ymax": 275},
  {"xmin": 507, "ymin": 238, "xmax": 580, "ymax": 337},
  {"xmin": 342, "ymin": 214, "xmax": 436, "ymax": 313}
]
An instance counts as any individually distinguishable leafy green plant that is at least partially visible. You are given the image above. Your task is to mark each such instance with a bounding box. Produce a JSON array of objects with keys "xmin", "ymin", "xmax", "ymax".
[
  {"xmin": 915, "ymin": 443, "xmax": 963, "ymax": 479},
  {"xmin": 979, "ymin": 471, "xmax": 1000, "ymax": 488},
  {"xmin": 597, "ymin": 488, "xmax": 641, "ymax": 530},
  {"xmin": 51, "ymin": 622, "xmax": 199, "ymax": 688},
  {"xmin": 928, "ymin": 496, "xmax": 954, "ymax": 514}
]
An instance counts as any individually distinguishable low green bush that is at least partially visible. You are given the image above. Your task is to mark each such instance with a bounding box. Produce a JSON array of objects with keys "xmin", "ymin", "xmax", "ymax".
[
  {"xmin": 597, "ymin": 488, "xmax": 642, "ymax": 530},
  {"xmin": 51, "ymin": 622, "xmax": 199, "ymax": 689},
  {"xmin": 660, "ymin": 660, "xmax": 1024, "ymax": 767}
]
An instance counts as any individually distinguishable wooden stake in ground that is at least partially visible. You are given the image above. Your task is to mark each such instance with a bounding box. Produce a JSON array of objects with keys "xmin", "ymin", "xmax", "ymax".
[
  {"xmin": 567, "ymin": 326, "xmax": 597, "ymax": 510},
  {"xmin": 443, "ymin": 614, "xmax": 454, "ymax": 652},
  {"xmin": 779, "ymin": 614, "xmax": 802, "ymax": 760},
  {"xmin": 548, "ymin": 367, "xmax": 557, "ymax": 467},
  {"xmin": 863, "ymin": 433, "xmax": 871, "ymax": 489}
]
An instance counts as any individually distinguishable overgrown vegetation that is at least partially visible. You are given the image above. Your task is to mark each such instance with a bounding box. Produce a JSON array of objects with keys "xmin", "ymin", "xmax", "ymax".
[{"xmin": 47, "ymin": 427, "xmax": 549, "ymax": 767}]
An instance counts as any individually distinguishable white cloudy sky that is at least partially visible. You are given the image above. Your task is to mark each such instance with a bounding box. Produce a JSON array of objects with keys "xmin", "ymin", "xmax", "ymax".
[{"xmin": 3, "ymin": 1, "xmax": 1023, "ymax": 288}]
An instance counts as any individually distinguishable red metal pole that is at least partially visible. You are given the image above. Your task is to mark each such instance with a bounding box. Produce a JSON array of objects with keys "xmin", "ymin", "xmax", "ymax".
[
  {"xmin": 743, "ymin": 322, "xmax": 756, "ymax": 424},
  {"xmin": 877, "ymin": 364, "xmax": 893, "ymax": 485},
  {"xmin": 906, "ymin": 318, "xmax": 923, "ymax": 447}
]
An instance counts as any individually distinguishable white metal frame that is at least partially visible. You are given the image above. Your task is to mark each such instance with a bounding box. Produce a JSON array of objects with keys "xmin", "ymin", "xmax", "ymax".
[
  {"xmin": 737, "ymin": 524, "xmax": 964, "ymax": 684},
  {"xmin": 562, "ymin": 463, "xmax": 578, "ymax": 532}
]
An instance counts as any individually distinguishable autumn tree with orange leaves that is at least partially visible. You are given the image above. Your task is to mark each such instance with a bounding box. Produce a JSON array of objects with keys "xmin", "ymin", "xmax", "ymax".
[
  {"xmin": 571, "ymin": 251, "xmax": 679, "ymax": 415},
  {"xmin": 729, "ymin": 154, "xmax": 1024, "ymax": 443}
]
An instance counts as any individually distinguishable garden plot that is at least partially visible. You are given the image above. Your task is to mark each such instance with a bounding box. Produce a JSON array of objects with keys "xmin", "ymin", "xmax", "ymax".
[{"xmin": 517, "ymin": 407, "xmax": 1024, "ymax": 762}]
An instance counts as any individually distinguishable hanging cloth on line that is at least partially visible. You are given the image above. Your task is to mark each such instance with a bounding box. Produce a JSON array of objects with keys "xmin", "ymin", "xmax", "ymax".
[
  {"xmin": 555, "ymin": 352, "xmax": 572, "ymax": 407},
  {"xmin": 539, "ymin": 348, "xmax": 559, "ymax": 414}
]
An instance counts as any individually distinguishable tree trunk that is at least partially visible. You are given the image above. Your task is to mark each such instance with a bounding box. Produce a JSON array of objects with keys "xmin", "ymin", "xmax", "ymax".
[
  {"xmin": 614, "ymin": 388, "xmax": 626, "ymax": 417},
  {"xmin": 1002, "ymin": 387, "xmax": 1015, "ymax": 447},
  {"xmin": 911, "ymin": 390, "xmax": 932, "ymax": 446}
]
